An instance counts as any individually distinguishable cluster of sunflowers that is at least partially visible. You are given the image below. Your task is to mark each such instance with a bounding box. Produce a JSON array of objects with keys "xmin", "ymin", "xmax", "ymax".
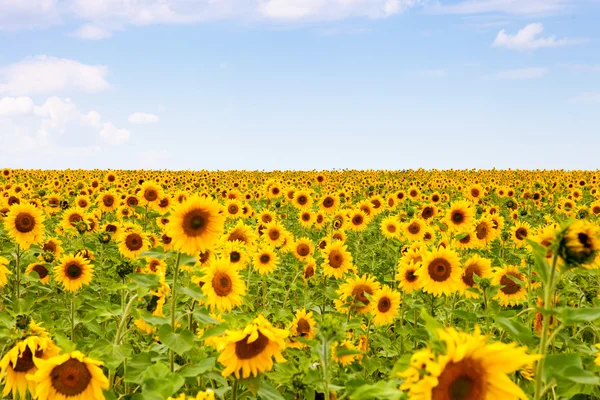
[{"xmin": 1, "ymin": 168, "xmax": 600, "ymax": 399}]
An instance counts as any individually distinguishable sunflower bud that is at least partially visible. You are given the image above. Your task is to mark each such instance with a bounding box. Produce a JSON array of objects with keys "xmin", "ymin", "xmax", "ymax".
[
  {"xmin": 43, "ymin": 252, "xmax": 55, "ymax": 263},
  {"xmin": 98, "ymin": 232, "xmax": 111, "ymax": 244},
  {"xmin": 76, "ymin": 221, "xmax": 88, "ymax": 235},
  {"xmin": 16, "ymin": 314, "xmax": 31, "ymax": 330},
  {"xmin": 478, "ymin": 277, "xmax": 492, "ymax": 290},
  {"xmin": 116, "ymin": 260, "xmax": 134, "ymax": 279}
]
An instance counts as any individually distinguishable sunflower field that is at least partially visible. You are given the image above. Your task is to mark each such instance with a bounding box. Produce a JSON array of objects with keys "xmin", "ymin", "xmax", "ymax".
[{"xmin": 2, "ymin": 168, "xmax": 600, "ymax": 400}]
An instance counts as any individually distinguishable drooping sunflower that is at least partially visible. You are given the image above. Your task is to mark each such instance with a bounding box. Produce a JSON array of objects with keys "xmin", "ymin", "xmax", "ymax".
[
  {"xmin": 321, "ymin": 241, "xmax": 354, "ymax": 279},
  {"xmin": 216, "ymin": 315, "xmax": 288, "ymax": 378},
  {"xmin": 118, "ymin": 227, "xmax": 149, "ymax": 259},
  {"xmin": 303, "ymin": 257, "xmax": 317, "ymax": 280},
  {"xmin": 416, "ymin": 247, "xmax": 461, "ymax": 297},
  {"xmin": 292, "ymin": 237, "xmax": 314, "ymax": 261},
  {"xmin": 396, "ymin": 260, "xmax": 422, "ymax": 294},
  {"xmin": 399, "ymin": 326, "xmax": 541, "ymax": 400},
  {"xmin": 335, "ymin": 274, "xmax": 381, "ymax": 314},
  {"xmin": 166, "ymin": 195, "xmax": 226, "ymax": 255},
  {"xmin": 252, "ymin": 245, "xmax": 279, "ymax": 275},
  {"xmin": 287, "ymin": 309, "xmax": 317, "ymax": 348},
  {"xmin": 53, "ymin": 254, "xmax": 94, "ymax": 292},
  {"xmin": 459, "ymin": 254, "xmax": 493, "ymax": 299},
  {"xmin": 444, "ymin": 200, "xmax": 475, "ymax": 232},
  {"xmin": 0, "ymin": 335, "xmax": 60, "ymax": 399},
  {"xmin": 200, "ymin": 258, "xmax": 246, "ymax": 312},
  {"xmin": 26, "ymin": 262, "xmax": 51, "ymax": 284},
  {"xmin": 371, "ymin": 285, "xmax": 401, "ymax": 326},
  {"xmin": 30, "ymin": 351, "xmax": 109, "ymax": 400},
  {"xmin": 493, "ymin": 265, "xmax": 527, "ymax": 306},
  {"xmin": 4, "ymin": 203, "xmax": 45, "ymax": 249}
]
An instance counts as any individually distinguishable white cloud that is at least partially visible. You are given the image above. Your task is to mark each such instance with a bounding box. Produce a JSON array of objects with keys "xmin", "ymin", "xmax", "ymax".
[
  {"xmin": 258, "ymin": 0, "xmax": 419, "ymax": 19},
  {"xmin": 563, "ymin": 64, "xmax": 600, "ymax": 73},
  {"xmin": 101, "ymin": 122, "xmax": 130, "ymax": 145},
  {"xmin": 0, "ymin": 96, "xmax": 34, "ymax": 117},
  {"xmin": 82, "ymin": 110, "xmax": 102, "ymax": 126},
  {"xmin": 493, "ymin": 23, "xmax": 582, "ymax": 51},
  {"xmin": 430, "ymin": 0, "xmax": 568, "ymax": 15},
  {"xmin": 568, "ymin": 92, "xmax": 600, "ymax": 104},
  {"xmin": 0, "ymin": 56, "xmax": 110, "ymax": 96},
  {"xmin": 69, "ymin": 24, "xmax": 113, "ymax": 40},
  {"xmin": 128, "ymin": 112, "xmax": 160, "ymax": 125},
  {"xmin": 0, "ymin": 0, "xmax": 60, "ymax": 30},
  {"xmin": 495, "ymin": 67, "xmax": 548, "ymax": 79}
]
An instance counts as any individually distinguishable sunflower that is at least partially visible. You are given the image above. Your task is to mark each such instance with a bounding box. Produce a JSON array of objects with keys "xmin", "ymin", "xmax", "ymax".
[
  {"xmin": 493, "ymin": 265, "xmax": 527, "ymax": 306},
  {"xmin": 303, "ymin": 257, "xmax": 317, "ymax": 280},
  {"xmin": 118, "ymin": 228, "xmax": 149, "ymax": 259},
  {"xmin": 511, "ymin": 221, "xmax": 531, "ymax": 248},
  {"xmin": 59, "ymin": 207, "xmax": 88, "ymax": 233},
  {"xmin": 262, "ymin": 221, "xmax": 287, "ymax": 247},
  {"xmin": 293, "ymin": 190, "xmax": 312, "ymax": 209},
  {"xmin": 459, "ymin": 255, "xmax": 492, "ymax": 299},
  {"xmin": 332, "ymin": 340, "xmax": 360, "ymax": 366},
  {"xmin": 0, "ymin": 256, "xmax": 11, "ymax": 287},
  {"xmin": 225, "ymin": 199, "xmax": 242, "ymax": 219},
  {"xmin": 397, "ymin": 260, "xmax": 422, "ymax": 294},
  {"xmin": 252, "ymin": 245, "xmax": 279, "ymax": 275},
  {"xmin": 96, "ymin": 191, "xmax": 117, "ymax": 213},
  {"xmin": 4, "ymin": 203, "xmax": 45, "ymax": 249},
  {"xmin": 196, "ymin": 249, "xmax": 214, "ymax": 268},
  {"xmin": 292, "ymin": 237, "xmax": 314, "ymax": 261},
  {"xmin": 321, "ymin": 241, "xmax": 354, "ymax": 279},
  {"xmin": 473, "ymin": 217, "xmax": 496, "ymax": 247},
  {"xmin": 144, "ymin": 257, "xmax": 167, "ymax": 276},
  {"xmin": 26, "ymin": 262, "xmax": 51, "ymax": 284},
  {"xmin": 134, "ymin": 318, "xmax": 156, "ymax": 335},
  {"xmin": 399, "ymin": 326, "xmax": 541, "ymax": 400},
  {"xmin": 287, "ymin": 309, "xmax": 317, "ymax": 348},
  {"xmin": 416, "ymin": 247, "xmax": 461, "ymax": 297},
  {"xmin": 147, "ymin": 280, "xmax": 171, "ymax": 317},
  {"xmin": 216, "ymin": 315, "xmax": 288, "ymax": 378},
  {"xmin": 319, "ymin": 194, "xmax": 339, "ymax": 214},
  {"xmin": 30, "ymin": 351, "xmax": 109, "ymax": 400},
  {"xmin": 166, "ymin": 195, "xmax": 225, "ymax": 255},
  {"xmin": 335, "ymin": 274, "xmax": 381, "ymax": 314},
  {"xmin": 371, "ymin": 285, "xmax": 401, "ymax": 326},
  {"xmin": 0, "ymin": 335, "xmax": 60, "ymax": 399},
  {"xmin": 403, "ymin": 219, "xmax": 425, "ymax": 241},
  {"xmin": 298, "ymin": 210, "xmax": 314, "ymax": 228},
  {"xmin": 347, "ymin": 210, "xmax": 369, "ymax": 232},
  {"xmin": 40, "ymin": 238, "xmax": 63, "ymax": 259},
  {"xmin": 200, "ymin": 258, "xmax": 246, "ymax": 312},
  {"xmin": 220, "ymin": 240, "xmax": 249, "ymax": 270},
  {"xmin": 444, "ymin": 200, "xmax": 475, "ymax": 232},
  {"xmin": 53, "ymin": 255, "xmax": 94, "ymax": 292},
  {"xmin": 380, "ymin": 215, "xmax": 400, "ymax": 240},
  {"xmin": 560, "ymin": 220, "xmax": 600, "ymax": 266},
  {"xmin": 139, "ymin": 181, "xmax": 163, "ymax": 209}
]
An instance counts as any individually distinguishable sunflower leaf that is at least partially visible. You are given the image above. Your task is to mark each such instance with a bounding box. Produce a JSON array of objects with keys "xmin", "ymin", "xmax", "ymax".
[
  {"xmin": 130, "ymin": 273, "xmax": 160, "ymax": 290},
  {"xmin": 557, "ymin": 307, "xmax": 600, "ymax": 324},
  {"xmin": 495, "ymin": 317, "xmax": 536, "ymax": 347},
  {"xmin": 257, "ymin": 381, "xmax": 286, "ymax": 400},
  {"xmin": 158, "ymin": 324, "xmax": 194, "ymax": 355}
]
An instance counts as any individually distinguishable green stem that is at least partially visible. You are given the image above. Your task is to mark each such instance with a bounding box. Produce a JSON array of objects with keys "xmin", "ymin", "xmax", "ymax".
[
  {"xmin": 169, "ymin": 251, "xmax": 182, "ymax": 373},
  {"xmin": 15, "ymin": 244, "xmax": 21, "ymax": 301},
  {"xmin": 363, "ymin": 318, "xmax": 372, "ymax": 379},
  {"xmin": 533, "ymin": 252, "xmax": 559, "ymax": 400},
  {"xmin": 232, "ymin": 378, "xmax": 238, "ymax": 400},
  {"xmin": 261, "ymin": 275, "xmax": 267, "ymax": 309},
  {"xmin": 70, "ymin": 296, "xmax": 76, "ymax": 341},
  {"xmin": 322, "ymin": 336, "xmax": 330, "ymax": 400},
  {"xmin": 110, "ymin": 293, "xmax": 137, "ymax": 390}
]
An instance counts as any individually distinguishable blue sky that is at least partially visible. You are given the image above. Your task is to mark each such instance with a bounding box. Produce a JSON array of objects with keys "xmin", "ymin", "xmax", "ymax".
[{"xmin": 0, "ymin": 0, "xmax": 599, "ymax": 170}]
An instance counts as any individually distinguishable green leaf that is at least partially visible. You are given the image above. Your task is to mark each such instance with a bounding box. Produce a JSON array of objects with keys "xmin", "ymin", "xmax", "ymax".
[
  {"xmin": 200, "ymin": 323, "xmax": 229, "ymax": 340},
  {"xmin": 420, "ymin": 308, "xmax": 442, "ymax": 338},
  {"xmin": 177, "ymin": 358, "xmax": 216, "ymax": 377},
  {"xmin": 182, "ymin": 284, "xmax": 205, "ymax": 301},
  {"xmin": 495, "ymin": 317, "xmax": 536, "ymax": 347},
  {"xmin": 130, "ymin": 273, "xmax": 160, "ymax": 289},
  {"xmin": 543, "ymin": 353, "xmax": 582, "ymax": 383},
  {"xmin": 193, "ymin": 309, "xmax": 220, "ymax": 325},
  {"xmin": 527, "ymin": 239, "xmax": 550, "ymax": 282},
  {"xmin": 558, "ymin": 307, "xmax": 600, "ymax": 324},
  {"xmin": 257, "ymin": 382, "xmax": 285, "ymax": 400},
  {"xmin": 562, "ymin": 366, "xmax": 600, "ymax": 386},
  {"xmin": 349, "ymin": 380, "xmax": 404, "ymax": 400},
  {"xmin": 158, "ymin": 324, "xmax": 194, "ymax": 355}
]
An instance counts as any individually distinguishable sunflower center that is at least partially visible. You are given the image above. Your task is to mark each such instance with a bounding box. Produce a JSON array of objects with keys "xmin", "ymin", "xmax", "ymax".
[
  {"xmin": 298, "ymin": 195, "xmax": 308, "ymax": 205},
  {"xmin": 500, "ymin": 272, "xmax": 523, "ymax": 295},
  {"xmin": 212, "ymin": 272, "xmax": 233, "ymax": 296},
  {"xmin": 43, "ymin": 241, "xmax": 57, "ymax": 253},
  {"xmin": 408, "ymin": 222, "xmax": 420, "ymax": 235},
  {"xmin": 352, "ymin": 284, "xmax": 373, "ymax": 307},
  {"xmin": 302, "ymin": 213, "xmax": 311, "ymax": 221},
  {"xmin": 475, "ymin": 223, "xmax": 488, "ymax": 240},
  {"xmin": 428, "ymin": 258, "xmax": 452, "ymax": 282},
  {"xmin": 260, "ymin": 254, "xmax": 271, "ymax": 263},
  {"xmin": 432, "ymin": 358, "xmax": 485, "ymax": 400},
  {"xmin": 422, "ymin": 207, "xmax": 434, "ymax": 219},
  {"xmin": 126, "ymin": 234, "xmax": 144, "ymax": 251},
  {"xmin": 199, "ymin": 251, "xmax": 210, "ymax": 263},
  {"xmin": 66, "ymin": 263, "xmax": 83, "ymax": 279},
  {"xmin": 12, "ymin": 346, "xmax": 43, "ymax": 372},
  {"xmin": 228, "ymin": 205, "xmax": 239, "ymax": 214},
  {"xmin": 269, "ymin": 230, "xmax": 280, "ymax": 241},
  {"xmin": 304, "ymin": 265, "xmax": 315, "ymax": 278},
  {"xmin": 230, "ymin": 251, "xmax": 241, "ymax": 262},
  {"xmin": 515, "ymin": 228, "xmax": 528, "ymax": 240},
  {"xmin": 33, "ymin": 264, "xmax": 49, "ymax": 279},
  {"xmin": 50, "ymin": 358, "xmax": 92, "ymax": 396},
  {"xmin": 162, "ymin": 234, "xmax": 172, "ymax": 244},
  {"xmin": 406, "ymin": 270, "xmax": 417, "ymax": 282},
  {"xmin": 323, "ymin": 197, "xmax": 334, "ymax": 207},
  {"xmin": 69, "ymin": 213, "xmax": 83, "ymax": 226},
  {"xmin": 578, "ymin": 233, "xmax": 593, "ymax": 249},
  {"xmin": 329, "ymin": 250, "xmax": 344, "ymax": 269},
  {"xmin": 462, "ymin": 265, "xmax": 481, "ymax": 287},
  {"xmin": 377, "ymin": 297, "xmax": 391, "ymax": 313},
  {"xmin": 387, "ymin": 224, "xmax": 397, "ymax": 233},
  {"xmin": 182, "ymin": 210, "xmax": 210, "ymax": 237},
  {"xmin": 352, "ymin": 215, "xmax": 363, "ymax": 225},
  {"xmin": 297, "ymin": 244, "xmax": 310, "ymax": 256},
  {"xmin": 235, "ymin": 331, "xmax": 269, "ymax": 360},
  {"xmin": 471, "ymin": 189, "xmax": 480, "ymax": 198},
  {"xmin": 15, "ymin": 212, "xmax": 35, "ymax": 233},
  {"xmin": 103, "ymin": 196, "xmax": 114, "ymax": 206},
  {"xmin": 297, "ymin": 318, "xmax": 311, "ymax": 335},
  {"xmin": 451, "ymin": 211, "xmax": 464, "ymax": 224},
  {"xmin": 144, "ymin": 189, "xmax": 158, "ymax": 201}
]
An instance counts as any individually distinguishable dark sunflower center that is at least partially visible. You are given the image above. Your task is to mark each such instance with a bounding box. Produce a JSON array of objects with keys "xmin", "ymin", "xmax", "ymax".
[
  {"xmin": 408, "ymin": 223, "xmax": 420, "ymax": 235},
  {"xmin": 66, "ymin": 263, "xmax": 83, "ymax": 279},
  {"xmin": 260, "ymin": 254, "xmax": 271, "ymax": 264},
  {"xmin": 428, "ymin": 258, "xmax": 452, "ymax": 282},
  {"xmin": 269, "ymin": 230, "xmax": 280, "ymax": 241},
  {"xmin": 162, "ymin": 234, "xmax": 172, "ymax": 244},
  {"xmin": 106, "ymin": 224, "xmax": 117, "ymax": 233},
  {"xmin": 230, "ymin": 251, "xmax": 241, "ymax": 262},
  {"xmin": 406, "ymin": 270, "xmax": 417, "ymax": 282},
  {"xmin": 387, "ymin": 224, "xmax": 397, "ymax": 233},
  {"xmin": 432, "ymin": 358, "xmax": 485, "ymax": 400},
  {"xmin": 475, "ymin": 223, "xmax": 488, "ymax": 240},
  {"xmin": 43, "ymin": 242, "xmax": 57, "ymax": 253},
  {"xmin": 471, "ymin": 189, "xmax": 480, "ymax": 197},
  {"xmin": 126, "ymin": 234, "xmax": 143, "ymax": 251},
  {"xmin": 127, "ymin": 197, "xmax": 138, "ymax": 206},
  {"xmin": 352, "ymin": 284, "xmax": 373, "ymax": 307},
  {"xmin": 323, "ymin": 197, "xmax": 334, "ymax": 207},
  {"xmin": 262, "ymin": 215, "xmax": 272, "ymax": 223},
  {"xmin": 451, "ymin": 211, "xmax": 465, "ymax": 224},
  {"xmin": 302, "ymin": 213, "xmax": 311, "ymax": 221},
  {"xmin": 50, "ymin": 358, "xmax": 92, "ymax": 396},
  {"xmin": 297, "ymin": 318, "xmax": 311, "ymax": 335},
  {"xmin": 33, "ymin": 264, "xmax": 49, "ymax": 279},
  {"xmin": 212, "ymin": 272, "xmax": 233, "ymax": 296},
  {"xmin": 329, "ymin": 251, "xmax": 343, "ymax": 269},
  {"xmin": 199, "ymin": 251, "xmax": 210, "ymax": 263},
  {"xmin": 144, "ymin": 189, "xmax": 158, "ymax": 201},
  {"xmin": 459, "ymin": 234, "xmax": 471, "ymax": 244},
  {"xmin": 297, "ymin": 244, "xmax": 310, "ymax": 256},
  {"xmin": 12, "ymin": 346, "xmax": 43, "ymax": 372},
  {"xmin": 462, "ymin": 265, "xmax": 481, "ymax": 287},
  {"xmin": 578, "ymin": 233, "xmax": 593, "ymax": 249},
  {"xmin": 352, "ymin": 215, "xmax": 363, "ymax": 225},
  {"xmin": 298, "ymin": 195, "xmax": 308, "ymax": 205},
  {"xmin": 69, "ymin": 214, "xmax": 83, "ymax": 226},
  {"xmin": 228, "ymin": 230, "xmax": 247, "ymax": 244},
  {"xmin": 422, "ymin": 207, "xmax": 434, "ymax": 219},
  {"xmin": 228, "ymin": 205, "xmax": 239, "ymax": 214},
  {"xmin": 235, "ymin": 331, "xmax": 269, "ymax": 360},
  {"xmin": 377, "ymin": 297, "xmax": 391, "ymax": 313},
  {"xmin": 500, "ymin": 272, "xmax": 522, "ymax": 295},
  {"xmin": 15, "ymin": 212, "xmax": 35, "ymax": 233},
  {"xmin": 432, "ymin": 195, "xmax": 439, "ymax": 202},
  {"xmin": 103, "ymin": 196, "xmax": 114, "ymax": 206},
  {"xmin": 515, "ymin": 228, "xmax": 528, "ymax": 240},
  {"xmin": 304, "ymin": 265, "xmax": 315, "ymax": 278}
]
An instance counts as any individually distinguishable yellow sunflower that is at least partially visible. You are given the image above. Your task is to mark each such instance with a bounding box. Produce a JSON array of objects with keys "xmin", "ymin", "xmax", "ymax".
[
  {"xmin": 216, "ymin": 315, "xmax": 288, "ymax": 378},
  {"xmin": 96, "ymin": 191, "xmax": 118, "ymax": 213},
  {"xmin": 220, "ymin": 240, "xmax": 250, "ymax": 270},
  {"xmin": 118, "ymin": 227, "xmax": 149, "ymax": 259},
  {"xmin": 561, "ymin": 220, "xmax": 600, "ymax": 266},
  {"xmin": 371, "ymin": 285, "xmax": 401, "ymax": 326},
  {"xmin": 29, "ymin": 351, "xmax": 109, "ymax": 400},
  {"xmin": 287, "ymin": 309, "xmax": 317, "ymax": 348},
  {"xmin": 166, "ymin": 195, "xmax": 226, "ymax": 255},
  {"xmin": 335, "ymin": 274, "xmax": 381, "ymax": 314},
  {"xmin": 252, "ymin": 245, "xmax": 279, "ymax": 275},
  {"xmin": 292, "ymin": 237, "xmax": 314, "ymax": 261},
  {"xmin": 0, "ymin": 256, "xmax": 12, "ymax": 287},
  {"xmin": 459, "ymin": 254, "xmax": 492, "ymax": 299},
  {"xmin": 493, "ymin": 265, "xmax": 527, "ymax": 306},
  {"xmin": 332, "ymin": 340, "xmax": 360, "ymax": 366},
  {"xmin": 347, "ymin": 209, "xmax": 370, "ymax": 232},
  {"xmin": 40, "ymin": 238, "xmax": 63, "ymax": 260},
  {"xmin": 444, "ymin": 200, "xmax": 475, "ymax": 232},
  {"xmin": 0, "ymin": 335, "xmax": 60, "ymax": 399},
  {"xmin": 53, "ymin": 255, "xmax": 94, "ymax": 292},
  {"xmin": 396, "ymin": 260, "xmax": 422, "ymax": 294},
  {"xmin": 380, "ymin": 215, "xmax": 401, "ymax": 240},
  {"xmin": 321, "ymin": 241, "xmax": 354, "ymax": 279},
  {"xmin": 25, "ymin": 262, "xmax": 51, "ymax": 284},
  {"xmin": 200, "ymin": 258, "xmax": 246, "ymax": 312},
  {"xmin": 139, "ymin": 181, "xmax": 163, "ymax": 209},
  {"xmin": 4, "ymin": 203, "xmax": 45, "ymax": 249},
  {"xmin": 262, "ymin": 221, "xmax": 287, "ymax": 247},
  {"xmin": 415, "ymin": 247, "xmax": 461, "ymax": 297}
]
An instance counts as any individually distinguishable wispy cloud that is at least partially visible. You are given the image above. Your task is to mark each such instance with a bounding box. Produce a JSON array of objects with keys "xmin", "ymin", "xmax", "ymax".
[
  {"xmin": 562, "ymin": 64, "xmax": 600, "ymax": 73},
  {"xmin": 429, "ymin": 0, "xmax": 568, "ymax": 15},
  {"xmin": 493, "ymin": 23, "xmax": 585, "ymax": 51},
  {"xmin": 495, "ymin": 67, "xmax": 548, "ymax": 80}
]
